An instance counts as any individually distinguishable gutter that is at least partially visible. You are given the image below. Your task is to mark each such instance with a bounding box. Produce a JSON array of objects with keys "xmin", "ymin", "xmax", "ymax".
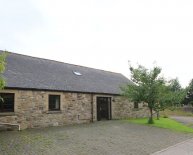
[{"xmin": 4, "ymin": 87, "xmax": 121, "ymax": 96}]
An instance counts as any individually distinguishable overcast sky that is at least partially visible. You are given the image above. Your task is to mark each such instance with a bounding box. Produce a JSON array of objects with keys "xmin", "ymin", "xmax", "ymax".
[{"xmin": 1, "ymin": 0, "xmax": 193, "ymax": 87}]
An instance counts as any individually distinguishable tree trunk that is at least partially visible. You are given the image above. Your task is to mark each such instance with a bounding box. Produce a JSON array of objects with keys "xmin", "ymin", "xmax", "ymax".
[
  {"xmin": 148, "ymin": 107, "xmax": 154, "ymax": 124},
  {"xmin": 156, "ymin": 111, "xmax": 159, "ymax": 120}
]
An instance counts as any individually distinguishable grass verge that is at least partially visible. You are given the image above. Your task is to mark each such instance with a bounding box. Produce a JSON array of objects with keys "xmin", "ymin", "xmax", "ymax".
[
  {"xmin": 160, "ymin": 108, "xmax": 193, "ymax": 117},
  {"xmin": 128, "ymin": 117, "xmax": 193, "ymax": 133}
]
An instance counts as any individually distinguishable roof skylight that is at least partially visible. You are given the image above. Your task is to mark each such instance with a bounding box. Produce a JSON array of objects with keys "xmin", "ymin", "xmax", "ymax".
[{"xmin": 73, "ymin": 71, "xmax": 82, "ymax": 76}]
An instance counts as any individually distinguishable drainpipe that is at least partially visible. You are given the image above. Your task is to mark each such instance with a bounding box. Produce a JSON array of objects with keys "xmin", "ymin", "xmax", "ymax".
[
  {"xmin": 90, "ymin": 94, "xmax": 93, "ymax": 122},
  {"xmin": 0, "ymin": 122, "xmax": 20, "ymax": 131}
]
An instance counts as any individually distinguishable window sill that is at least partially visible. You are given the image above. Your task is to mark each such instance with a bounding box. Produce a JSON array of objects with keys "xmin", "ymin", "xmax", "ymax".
[
  {"xmin": 46, "ymin": 111, "xmax": 62, "ymax": 114},
  {"xmin": 0, "ymin": 112, "xmax": 16, "ymax": 116}
]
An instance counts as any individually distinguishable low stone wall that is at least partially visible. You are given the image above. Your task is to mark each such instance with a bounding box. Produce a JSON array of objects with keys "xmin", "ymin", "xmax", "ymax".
[
  {"xmin": 0, "ymin": 89, "xmax": 149, "ymax": 130},
  {"xmin": 112, "ymin": 96, "xmax": 149, "ymax": 119}
]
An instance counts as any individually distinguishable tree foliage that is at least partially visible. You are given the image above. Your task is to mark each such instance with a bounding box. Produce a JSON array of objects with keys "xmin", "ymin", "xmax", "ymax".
[
  {"xmin": 0, "ymin": 51, "xmax": 7, "ymax": 89},
  {"xmin": 122, "ymin": 64, "xmax": 185, "ymax": 124},
  {"xmin": 182, "ymin": 79, "xmax": 193, "ymax": 106},
  {"xmin": 166, "ymin": 78, "xmax": 186, "ymax": 107},
  {"xmin": 169, "ymin": 78, "xmax": 181, "ymax": 92}
]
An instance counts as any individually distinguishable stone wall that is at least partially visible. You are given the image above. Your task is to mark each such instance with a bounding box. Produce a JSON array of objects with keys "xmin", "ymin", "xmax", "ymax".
[
  {"xmin": 92, "ymin": 94, "xmax": 149, "ymax": 120},
  {"xmin": 112, "ymin": 96, "xmax": 149, "ymax": 119},
  {"xmin": 0, "ymin": 89, "xmax": 149, "ymax": 130}
]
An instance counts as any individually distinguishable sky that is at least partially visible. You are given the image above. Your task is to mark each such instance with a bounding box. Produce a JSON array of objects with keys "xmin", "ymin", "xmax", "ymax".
[{"xmin": 0, "ymin": 0, "xmax": 193, "ymax": 87}]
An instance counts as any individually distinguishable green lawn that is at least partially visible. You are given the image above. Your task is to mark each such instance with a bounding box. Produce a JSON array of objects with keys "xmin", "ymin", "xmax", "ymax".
[{"xmin": 128, "ymin": 117, "xmax": 193, "ymax": 133}]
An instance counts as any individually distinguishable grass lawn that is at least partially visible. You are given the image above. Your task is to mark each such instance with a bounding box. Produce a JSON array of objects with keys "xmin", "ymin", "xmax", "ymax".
[{"xmin": 128, "ymin": 117, "xmax": 193, "ymax": 133}]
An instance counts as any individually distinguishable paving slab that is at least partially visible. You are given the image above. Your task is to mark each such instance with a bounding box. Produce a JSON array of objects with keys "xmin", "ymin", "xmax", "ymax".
[
  {"xmin": 0, "ymin": 120, "xmax": 193, "ymax": 155},
  {"xmin": 152, "ymin": 138, "xmax": 193, "ymax": 155}
]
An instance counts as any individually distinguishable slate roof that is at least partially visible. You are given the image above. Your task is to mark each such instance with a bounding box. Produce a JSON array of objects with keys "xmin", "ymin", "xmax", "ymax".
[{"xmin": 0, "ymin": 51, "xmax": 132, "ymax": 95}]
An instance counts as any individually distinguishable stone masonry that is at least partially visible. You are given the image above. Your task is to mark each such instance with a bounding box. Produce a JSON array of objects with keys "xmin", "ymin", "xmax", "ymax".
[{"xmin": 0, "ymin": 89, "xmax": 149, "ymax": 130}]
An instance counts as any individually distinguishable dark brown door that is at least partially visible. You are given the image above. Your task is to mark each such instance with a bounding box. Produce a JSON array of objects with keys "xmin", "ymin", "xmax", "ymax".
[{"xmin": 97, "ymin": 97, "xmax": 111, "ymax": 121}]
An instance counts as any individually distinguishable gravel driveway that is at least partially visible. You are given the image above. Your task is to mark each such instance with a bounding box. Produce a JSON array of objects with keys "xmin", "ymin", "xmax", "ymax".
[
  {"xmin": 170, "ymin": 116, "xmax": 193, "ymax": 128},
  {"xmin": 0, "ymin": 120, "xmax": 192, "ymax": 155}
]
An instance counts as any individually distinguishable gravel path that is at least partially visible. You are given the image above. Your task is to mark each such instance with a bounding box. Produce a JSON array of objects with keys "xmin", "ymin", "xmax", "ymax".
[
  {"xmin": 0, "ymin": 120, "xmax": 193, "ymax": 155},
  {"xmin": 170, "ymin": 116, "xmax": 193, "ymax": 128}
]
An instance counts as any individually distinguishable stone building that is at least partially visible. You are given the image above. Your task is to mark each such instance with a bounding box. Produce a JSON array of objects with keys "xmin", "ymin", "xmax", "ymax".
[{"xmin": 0, "ymin": 51, "xmax": 148, "ymax": 130}]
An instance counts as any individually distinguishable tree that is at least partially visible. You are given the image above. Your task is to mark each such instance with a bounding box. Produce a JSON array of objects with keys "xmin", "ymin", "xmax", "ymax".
[
  {"xmin": 167, "ymin": 78, "xmax": 186, "ymax": 107},
  {"xmin": 122, "ymin": 64, "xmax": 186, "ymax": 123},
  {"xmin": 153, "ymin": 84, "xmax": 169, "ymax": 120},
  {"xmin": 0, "ymin": 51, "xmax": 7, "ymax": 89},
  {"xmin": 182, "ymin": 79, "xmax": 193, "ymax": 106},
  {"xmin": 122, "ymin": 65, "xmax": 165, "ymax": 124},
  {"xmin": 158, "ymin": 79, "xmax": 186, "ymax": 116},
  {"xmin": 169, "ymin": 78, "xmax": 181, "ymax": 92}
]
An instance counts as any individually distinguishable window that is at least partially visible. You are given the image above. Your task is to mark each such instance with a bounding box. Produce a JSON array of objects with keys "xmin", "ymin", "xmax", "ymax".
[
  {"xmin": 0, "ymin": 93, "xmax": 14, "ymax": 112},
  {"xmin": 49, "ymin": 95, "xmax": 60, "ymax": 111},
  {"xmin": 134, "ymin": 102, "xmax": 139, "ymax": 109}
]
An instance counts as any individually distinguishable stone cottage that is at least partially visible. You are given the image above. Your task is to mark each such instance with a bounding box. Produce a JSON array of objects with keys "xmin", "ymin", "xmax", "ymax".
[{"xmin": 0, "ymin": 51, "xmax": 148, "ymax": 130}]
